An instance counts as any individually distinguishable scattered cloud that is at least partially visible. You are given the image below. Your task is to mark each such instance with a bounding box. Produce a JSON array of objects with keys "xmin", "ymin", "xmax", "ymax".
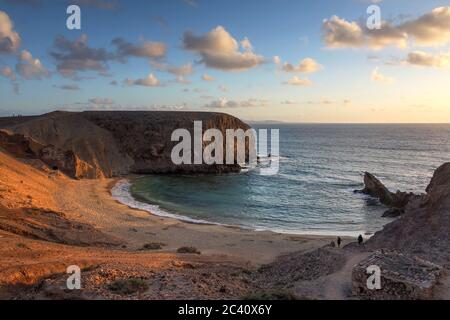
[
  {"xmin": 16, "ymin": 50, "xmax": 49, "ymax": 79},
  {"xmin": 1, "ymin": 66, "xmax": 16, "ymax": 81},
  {"xmin": 109, "ymin": 80, "xmax": 118, "ymax": 85},
  {"xmin": 50, "ymin": 34, "xmax": 114, "ymax": 78},
  {"xmin": 151, "ymin": 61, "xmax": 193, "ymax": 84},
  {"xmin": 281, "ymin": 57, "xmax": 323, "ymax": 73},
  {"xmin": 0, "ymin": 11, "xmax": 21, "ymax": 54},
  {"xmin": 202, "ymin": 74, "xmax": 215, "ymax": 82},
  {"xmin": 218, "ymin": 85, "xmax": 228, "ymax": 92},
  {"xmin": 322, "ymin": 6, "xmax": 450, "ymax": 49},
  {"xmin": 151, "ymin": 61, "xmax": 193, "ymax": 76},
  {"xmin": 1, "ymin": 66, "xmax": 19, "ymax": 94},
  {"xmin": 183, "ymin": 26, "xmax": 264, "ymax": 71},
  {"xmin": 322, "ymin": 16, "xmax": 406, "ymax": 49},
  {"xmin": 88, "ymin": 97, "xmax": 114, "ymax": 105},
  {"xmin": 273, "ymin": 56, "xmax": 281, "ymax": 65},
  {"xmin": 54, "ymin": 84, "xmax": 80, "ymax": 91},
  {"xmin": 322, "ymin": 16, "xmax": 366, "ymax": 48},
  {"xmin": 401, "ymin": 7, "xmax": 450, "ymax": 46},
  {"xmin": 124, "ymin": 73, "xmax": 161, "ymax": 87},
  {"xmin": 322, "ymin": 7, "xmax": 450, "ymax": 49},
  {"xmin": 174, "ymin": 75, "xmax": 191, "ymax": 84},
  {"xmin": 204, "ymin": 98, "xmax": 267, "ymax": 108},
  {"xmin": 283, "ymin": 76, "xmax": 313, "ymax": 86},
  {"xmin": 405, "ymin": 51, "xmax": 450, "ymax": 68},
  {"xmin": 113, "ymin": 37, "xmax": 166, "ymax": 61},
  {"xmin": 306, "ymin": 99, "xmax": 352, "ymax": 106},
  {"xmin": 372, "ymin": 67, "xmax": 395, "ymax": 84}
]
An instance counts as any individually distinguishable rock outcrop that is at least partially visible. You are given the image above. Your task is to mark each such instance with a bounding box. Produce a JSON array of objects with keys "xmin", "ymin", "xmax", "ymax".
[
  {"xmin": 0, "ymin": 129, "xmax": 98, "ymax": 179},
  {"xmin": 356, "ymin": 172, "xmax": 416, "ymax": 217},
  {"xmin": 352, "ymin": 249, "xmax": 444, "ymax": 300},
  {"xmin": 0, "ymin": 111, "xmax": 253, "ymax": 178},
  {"xmin": 367, "ymin": 163, "xmax": 450, "ymax": 268}
]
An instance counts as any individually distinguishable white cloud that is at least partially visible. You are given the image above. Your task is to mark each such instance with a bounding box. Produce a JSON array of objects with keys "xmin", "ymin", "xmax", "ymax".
[
  {"xmin": 283, "ymin": 76, "xmax": 313, "ymax": 86},
  {"xmin": 113, "ymin": 37, "xmax": 166, "ymax": 60},
  {"xmin": 322, "ymin": 7, "xmax": 450, "ymax": 49},
  {"xmin": 89, "ymin": 97, "xmax": 114, "ymax": 105},
  {"xmin": 204, "ymin": 98, "xmax": 266, "ymax": 108},
  {"xmin": 202, "ymin": 74, "xmax": 215, "ymax": 81},
  {"xmin": 124, "ymin": 73, "xmax": 161, "ymax": 87},
  {"xmin": 322, "ymin": 16, "xmax": 365, "ymax": 48},
  {"xmin": 401, "ymin": 7, "xmax": 450, "ymax": 46},
  {"xmin": 183, "ymin": 26, "xmax": 264, "ymax": 71},
  {"xmin": 1, "ymin": 66, "xmax": 16, "ymax": 81},
  {"xmin": 16, "ymin": 50, "xmax": 49, "ymax": 79},
  {"xmin": 273, "ymin": 56, "xmax": 281, "ymax": 65},
  {"xmin": 281, "ymin": 57, "xmax": 323, "ymax": 73},
  {"xmin": 405, "ymin": 51, "xmax": 450, "ymax": 68},
  {"xmin": 371, "ymin": 67, "xmax": 395, "ymax": 84},
  {"xmin": 218, "ymin": 85, "xmax": 228, "ymax": 92},
  {"xmin": 0, "ymin": 11, "xmax": 21, "ymax": 54}
]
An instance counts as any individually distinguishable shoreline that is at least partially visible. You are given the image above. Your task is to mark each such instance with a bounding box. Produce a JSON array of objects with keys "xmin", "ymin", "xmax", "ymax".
[
  {"xmin": 111, "ymin": 177, "xmax": 375, "ymax": 238},
  {"xmin": 69, "ymin": 176, "xmax": 341, "ymax": 265}
]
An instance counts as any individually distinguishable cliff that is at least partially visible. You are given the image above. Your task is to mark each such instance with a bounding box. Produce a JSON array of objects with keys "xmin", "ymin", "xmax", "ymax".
[
  {"xmin": 0, "ymin": 111, "xmax": 252, "ymax": 178},
  {"xmin": 366, "ymin": 163, "xmax": 450, "ymax": 267}
]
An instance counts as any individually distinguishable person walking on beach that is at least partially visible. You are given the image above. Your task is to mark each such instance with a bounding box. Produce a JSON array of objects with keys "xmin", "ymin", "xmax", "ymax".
[
  {"xmin": 358, "ymin": 235, "xmax": 364, "ymax": 245},
  {"xmin": 337, "ymin": 237, "xmax": 342, "ymax": 248}
]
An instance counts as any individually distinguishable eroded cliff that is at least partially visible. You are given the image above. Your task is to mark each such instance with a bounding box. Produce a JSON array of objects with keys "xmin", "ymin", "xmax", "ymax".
[{"xmin": 0, "ymin": 111, "xmax": 253, "ymax": 178}]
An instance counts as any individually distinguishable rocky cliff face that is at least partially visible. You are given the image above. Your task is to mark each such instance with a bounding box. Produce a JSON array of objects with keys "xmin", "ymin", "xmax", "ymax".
[
  {"xmin": 0, "ymin": 111, "xmax": 253, "ymax": 178},
  {"xmin": 367, "ymin": 162, "xmax": 450, "ymax": 267}
]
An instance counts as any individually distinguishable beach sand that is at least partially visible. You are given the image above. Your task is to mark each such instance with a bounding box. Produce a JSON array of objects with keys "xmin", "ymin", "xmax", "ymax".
[
  {"xmin": 54, "ymin": 176, "xmax": 339, "ymax": 265},
  {"xmin": 1, "ymin": 149, "xmax": 361, "ymax": 299}
]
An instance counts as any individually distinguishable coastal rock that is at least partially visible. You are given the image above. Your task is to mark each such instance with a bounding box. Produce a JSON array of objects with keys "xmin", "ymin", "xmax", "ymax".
[
  {"xmin": 381, "ymin": 208, "xmax": 404, "ymax": 218},
  {"xmin": 352, "ymin": 250, "xmax": 444, "ymax": 300},
  {"xmin": 357, "ymin": 172, "xmax": 415, "ymax": 215},
  {"xmin": 367, "ymin": 162, "xmax": 450, "ymax": 267},
  {"xmin": 82, "ymin": 111, "xmax": 252, "ymax": 174},
  {"xmin": 1, "ymin": 111, "xmax": 253, "ymax": 178}
]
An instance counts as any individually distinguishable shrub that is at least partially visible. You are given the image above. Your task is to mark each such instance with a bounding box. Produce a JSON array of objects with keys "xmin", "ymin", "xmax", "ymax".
[
  {"xmin": 108, "ymin": 278, "xmax": 149, "ymax": 295},
  {"xmin": 177, "ymin": 246, "xmax": 201, "ymax": 254}
]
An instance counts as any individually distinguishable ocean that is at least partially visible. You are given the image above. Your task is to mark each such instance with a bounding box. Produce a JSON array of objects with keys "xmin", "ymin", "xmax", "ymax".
[{"xmin": 112, "ymin": 124, "xmax": 450, "ymax": 236}]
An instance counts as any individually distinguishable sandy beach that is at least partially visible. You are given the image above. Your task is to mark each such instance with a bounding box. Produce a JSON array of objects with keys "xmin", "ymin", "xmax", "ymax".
[
  {"xmin": 0, "ymin": 149, "xmax": 352, "ymax": 299},
  {"xmin": 1, "ymin": 112, "xmax": 448, "ymax": 300}
]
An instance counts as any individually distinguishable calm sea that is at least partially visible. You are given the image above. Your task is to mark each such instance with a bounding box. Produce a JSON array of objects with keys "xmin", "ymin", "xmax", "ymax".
[{"xmin": 113, "ymin": 124, "xmax": 450, "ymax": 236}]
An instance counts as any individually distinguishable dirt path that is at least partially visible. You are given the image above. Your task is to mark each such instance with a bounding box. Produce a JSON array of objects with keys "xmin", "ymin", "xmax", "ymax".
[{"xmin": 322, "ymin": 252, "xmax": 370, "ymax": 300}]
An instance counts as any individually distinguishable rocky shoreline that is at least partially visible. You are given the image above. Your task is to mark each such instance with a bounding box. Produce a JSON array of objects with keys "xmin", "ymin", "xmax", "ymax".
[{"xmin": 0, "ymin": 111, "xmax": 449, "ymax": 300}]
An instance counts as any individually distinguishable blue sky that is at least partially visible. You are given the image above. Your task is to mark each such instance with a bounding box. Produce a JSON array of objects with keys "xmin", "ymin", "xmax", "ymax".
[{"xmin": 1, "ymin": 0, "xmax": 450, "ymax": 122}]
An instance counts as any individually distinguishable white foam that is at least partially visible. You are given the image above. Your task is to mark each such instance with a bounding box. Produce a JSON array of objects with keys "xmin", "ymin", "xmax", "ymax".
[
  {"xmin": 111, "ymin": 179, "xmax": 216, "ymax": 225},
  {"xmin": 111, "ymin": 179, "xmax": 372, "ymax": 238}
]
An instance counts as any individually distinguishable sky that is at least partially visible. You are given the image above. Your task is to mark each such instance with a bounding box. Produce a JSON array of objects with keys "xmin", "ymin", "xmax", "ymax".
[{"xmin": 0, "ymin": 0, "xmax": 450, "ymax": 123}]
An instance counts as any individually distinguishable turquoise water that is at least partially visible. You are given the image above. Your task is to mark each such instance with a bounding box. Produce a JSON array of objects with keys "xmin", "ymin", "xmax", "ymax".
[{"xmin": 119, "ymin": 124, "xmax": 450, "ymax": 236}]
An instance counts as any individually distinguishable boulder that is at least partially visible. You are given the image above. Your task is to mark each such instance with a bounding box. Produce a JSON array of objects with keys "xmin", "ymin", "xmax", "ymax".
[
  {"xmin": 356, "ymin": 172, "xmax": 415, "ymax": 215},
  {"xmin": 352, "ymin": 250, "xmax": 444, "ymax": 300}
]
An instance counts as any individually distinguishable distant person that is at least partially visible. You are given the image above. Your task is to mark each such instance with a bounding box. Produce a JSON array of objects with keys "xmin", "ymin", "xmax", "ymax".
[
  {"xmin": 337, "ymin": 237, "xmax": 342, "ymax": 248},
  {"xmin": 358, "ymin": 235, "xmax": 364, "ymax": 245}
]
